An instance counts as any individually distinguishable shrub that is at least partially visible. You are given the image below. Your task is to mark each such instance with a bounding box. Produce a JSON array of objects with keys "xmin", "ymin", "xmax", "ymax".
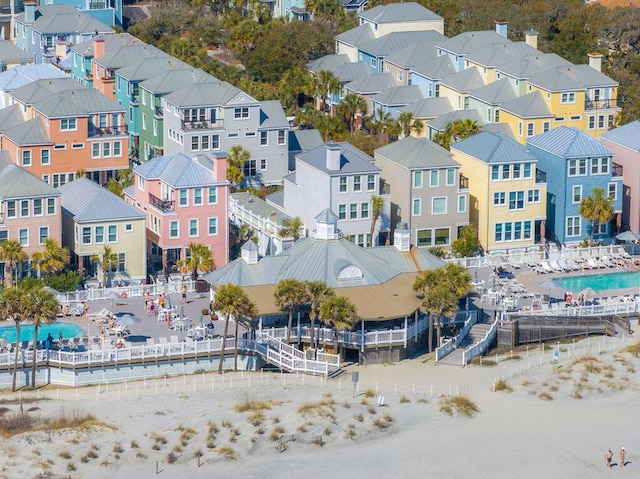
[{"xmin": 439, "ymin": 395, "xmax": 480, "ymax": 417}]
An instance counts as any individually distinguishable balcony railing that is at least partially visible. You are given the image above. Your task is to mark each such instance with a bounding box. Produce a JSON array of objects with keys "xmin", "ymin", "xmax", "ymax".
[
  {"xmin": 149, "ymin": 193, "xmax": 174, "ymax": 212},
  {"xmin": 535, "ymin": 169, "xmax": 547, "ymax": 184},
  {"xmin": 154, "ymin": 106, "xmax": 163, "ymax": 118},
  {"xmin": 180, "ymin": 119, "xmax": 224, "ymax": 130},
  {"xmin": 89, "ymin": 1, "xmax": 107, "ymax": 8},
  {"xmin": 612, "ymin": 162, "xmax": 623, "ymax": 177},
  {"xmin": 459, "ymin": 174, "xmax": 469, "ymax": 190},
  {"xmin": 584, "ymin": 98, "xmax": 618, "ymax": 110},
  {"xmin": 89, "ymin": 126, "xmax": 128, "ymax": 137}
]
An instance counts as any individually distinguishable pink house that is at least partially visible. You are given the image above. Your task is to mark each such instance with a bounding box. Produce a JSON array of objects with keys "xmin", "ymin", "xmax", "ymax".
[{"xmin": 124, "ymin": 152, "xmax": 229, "ymax": 276}]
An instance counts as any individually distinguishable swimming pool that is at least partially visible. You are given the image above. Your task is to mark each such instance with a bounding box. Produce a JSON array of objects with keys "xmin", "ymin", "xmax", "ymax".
[
  {"xmin": 555, "ymin": 271, "xmax": 640, "ymax": 292},
  {"xmin": 0, "ymin": 322, "xmax": 84, "ymax": 343}
]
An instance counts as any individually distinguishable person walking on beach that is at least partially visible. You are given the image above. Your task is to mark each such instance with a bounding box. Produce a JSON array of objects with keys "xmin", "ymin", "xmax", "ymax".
[
  {"xmin": 620, "ymin": 447, "xmax": 626, "ymax": 466},
  {"xmin": 605, "ymin": 449, "xmax": 613, "ymax": 468}
]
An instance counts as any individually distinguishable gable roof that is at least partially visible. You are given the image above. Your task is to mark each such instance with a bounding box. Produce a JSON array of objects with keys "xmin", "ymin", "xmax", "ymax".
[
  {"xmin": 9, "ymin": 77, "xmax": 79, "ymax": 106},
  {"xmin": 335, "ymin": 24, "xmax": 375, "ymax": 48},
  {"xmin": 375, "ymin": 136, "xmax": 458, "ymax": 169},
  {"xmin": 25, "ymin": 5, "xmax": 114, "ymax": 35},
  {"xmin": 58, "ymin": 177, "xmax": 146, "ymax": 223},
  {"xmin": 163, "ymin": 80, "xmax": 242, "ymax": 108},
  {"xmin": 601, "ymin": 121, "xmax": 640, "ymax": 152},
  {"xmin": 0, "ymin": 40, "xmax": 33, "ymax": 64},
  {"xmin": 384, "ymin": 41, "xmax": 438, "ymax": 69},
  {"xmin": 345, "ymin": 73, "xmax": 395, "ymax": 94},
  {"xmin": 427, "ymin": 109, "xmax": 484, "ymax": 132},
  {"xmin": 0, "ymin": 153, "xmax": 58, "ymax": 198},
  {"xmin": 452, "ymin": 131, "xmax": 537, "ymax": 164},
  {"xmin": 3, "ymin": 117, "xmax": 53, "ymax": 146},
  {"xmin": 439, "ymin": 66, "xmax": 485, "ymax": 93},
  {"xmin": 528, "ymin": 64, "xmax": 618, "ymax": 91},
  {"xmin": 307, "ymin": 54, "xmax": 350, "ymax": 73},
  {"xmin": 527, "ymin": 126, "xmax": 613, "ymax": 158},
  {"xmin": 0, "ymin": 64, "xmax": 66, "ymax": 93},
  {"xmin": 139, "ymin": 69, "xmax": 215, "ymax": 95},
  {"xmin": 468, "ymin": 77, "xmax": 517, "ymax": 105},
  {"xmin": 359, "ymin": 30, "xmax": 445, "ymax": 58},
  {"xmin": 0, "ymin": 104, "xmax": 26, "ymax": 131},
  {"xmin": 359, "ymin": 2, "xmax": 443, "ymax": 24},
  {"xmin": 231, "ymin": 192, "xmax": 292, "ymax": 226},
  {"xmin": 297, "ymin": 142, "xmax": 379, "ymax": 175},
  {"xmin": 115, "ymin": 56, "xmax": 191, "ymax": 82},
  {"xmin": 33, "ymin": 88, "xmax": 123, "ymax": 117},
  {"xmin": 437, "ymin": 31, "xmax": 507, "ymax": 56},
  {"xmin": 496, "ymin": 53, "xmax": 572, "ymax": 80},
  {"xmin": 499, "ymin": 90, "xmax": 553, "ymax": 118},
  {"xmin": 94, "ymin": 44, "xmax": 166, "ymax": 70},
  {"xmin": 71, "ymin": 33, "xmax": 144, "ymax": 57},
  {"xmin": 465, "ymin": 41, "xmax": 539, "ymax": 68},
  {"xmin": 289, "ymin": 129, "xmax": 323, "ymax": 153},
  {"xmin": 411, "ymin": 54, "xmax": 456, "ymax": 80},
  {"xmin": 370, "ymin": 85, "xmax": 423, "ymax": 106},
  {"xmin": 332, "ymin": 61, "xmax": 371, "ymax": 83},
  {"xmin": 134, "ymin": 152, "xmax": 225, "ymax": 186},
  {"xmin": 400, "ymin": 96, "xmax": 453, "ymax": 119},
  {"xmin": 259, "ymin": 101, "xmax": 288, "ymax": 129}
]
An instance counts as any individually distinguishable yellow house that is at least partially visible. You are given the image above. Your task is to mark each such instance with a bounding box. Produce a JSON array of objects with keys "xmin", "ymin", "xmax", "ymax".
[
  {"xmin": 499, "ymin": 91, "xmax": 555, "ymax": 145},
  {"xmin": 451, "ymin": 131, "xmax": 547, "ymax": 251}
]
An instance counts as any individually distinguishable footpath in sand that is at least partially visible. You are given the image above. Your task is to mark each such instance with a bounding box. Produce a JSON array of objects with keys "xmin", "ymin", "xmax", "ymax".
[{"xmin": 0, "ymin": 329, "xmax": 639, "ymax": 479}]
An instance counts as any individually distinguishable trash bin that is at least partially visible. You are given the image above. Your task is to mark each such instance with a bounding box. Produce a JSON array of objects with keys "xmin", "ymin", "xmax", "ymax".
[{"xmin": 195, "ymin": 279, "xmax": 209, "ymax": 294}]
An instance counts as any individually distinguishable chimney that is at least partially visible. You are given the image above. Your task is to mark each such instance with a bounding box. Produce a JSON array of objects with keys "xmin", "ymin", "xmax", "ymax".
[
  {"xmin": 55, "ymin": 40, "xmax": 67, "ymax": 60},
  {"xmin": 93, "ymin": 37, "xmax": 106, "ymax": 59},
  {"xmin": 588, "ymin": 52, "xmax": 603, "ymax": 72},
  {"xmin": 495, "ymin": 19, "xmax": 508, "ymax": 39},
  {"xmin": 524, "ymin": 29, "xmax": 538, "ymax": 50},
  {"xmin": 325, "ymin": 142, "xmax": 341, "ymax": 171},
  {"xmin": 393, "ymin": 222, "xmax": 411, "ymax": 252},
  {"xmin": 212, "ymin": 151, "xmax": 228, "ymax": 185},
  {"xmin": 24, "ymin": 1, "xmax": 36, "ymax": 23}
]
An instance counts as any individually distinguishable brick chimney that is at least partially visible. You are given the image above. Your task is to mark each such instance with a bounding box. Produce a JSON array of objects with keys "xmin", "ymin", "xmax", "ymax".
[
  {"xmin": 93, "ymin": 37, "xmax": 106, "ymax": 59},
  {"xmin": 525, "ymin": 29, "xmax": 538, "ymax": 50},
  {"xmin": 588, "ymin": 52, "xmax": 603, "ymax": 72}
]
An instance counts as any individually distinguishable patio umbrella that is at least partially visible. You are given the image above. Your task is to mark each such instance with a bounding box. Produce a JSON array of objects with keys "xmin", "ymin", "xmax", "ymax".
[
  {"xmin": 113, "ymin": 314, "xmax": 141, "ymax": 326},
  {"xmin": 538, "ymin": 278, "xmax": 564, "ymax": 301},
  {"xmin": 579, "ymin": 287, "xmax": 599, "ymax": 302},
  {"xmin": 616, "ymin": 231, "xmax": 639, "ymax": 242}
]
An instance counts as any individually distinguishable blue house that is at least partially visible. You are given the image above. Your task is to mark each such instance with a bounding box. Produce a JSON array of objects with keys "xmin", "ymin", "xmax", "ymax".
[{"xmin": 527, "ymin": 126, "xmax": 623, "ymax": 246}]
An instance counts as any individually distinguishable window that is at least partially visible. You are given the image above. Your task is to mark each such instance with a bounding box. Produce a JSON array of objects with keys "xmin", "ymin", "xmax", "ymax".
[
  {"xmin": 54, "ymin": 144, "xmax": 66, "ymax": 151},
  {"xmin": 543, "ymin": 121, "xmax": 551, "ymax": 132},
  {"xmin": 117, "ymin": 253, "xmax": 126, "ymax": 273},
  {"xmin": 591, "ymin": 157, "xmax": 609, "ymax": 175},
  {"xmin": 446, "ymin": 169, "xmax": 455, "ymax": 186},
  {"xmin": 339, "ymin": 177, "xmax": 347, "ymax": 193},
  {"xmin": 19, "ymin": 228, "xmax": 28, "ymax": 246},
  {"xmin": 191, "ymin": 136, "xmax": 199, "ymax": 151},
  {"xmin": 170, "ymin": 221, "xmax": 179, "ymax": 238},
  {"xmin": 60, "ymin": 118, "xmax": 77, "ymax": 131},
  {"xmin": 555, "ymin": 116, "xmax": 565, "ymax": 122},
  {"xmin": 208, "ymin": 187, "xmax": 218, "ymax": 204},
  {"xmin": 397, "ymin": 70, "xmax": 403, "ymax": 82},
  {"xmin": 513, "ymin": 164, "xmax": 521, "ymax": 179},
  {"xmin": 508, "ymin": 191, "xmax": 524, "ymax": 210},
  {"xmin": 47, "ymin": 198, "xmax": 55, "ymax": 215},
  {"xmin": 570, "ymin": 115, "xmax": 581, "ymax": 121},
  {"xmin": 102, "ymin": 142, "xmax": 111, "ymax": 157},
  {"xmin": 491, "ymin": 165, "xmax": 499, "ymax": 181},
  {"xmin": 0, "ymin": 231, "xmax": 7, "ymax": 242},
  {"xmin": 37, "ymin": 226, "xmax": 47, "ymax": 245},
  {"xmin": 412, "ymin": 198, "xmax": 421, "ymax": 216},
  {"xmin": 20, "ymin": 200, "xmax": 29, "ymax": 217},
  {"xmin": 458, "ymin": 195, "xmax": 467, "ymax": 213},
  {"xmin": 432, "ymin": 197, "xmax": 447, "ymax": 215},
  {"xmin": 108, "ymin": 225, "xmax": 117, "ymax": 242},
  {"xmin": 179, "ymin": 189, "xmax": 188, "ymax": 206},
  {"xmin": 495, "ymin": 223, "xmax": 503, "ymax": 242},
  {"xmin": 429, "ymin": 170, "xmax": 438, "ymax": 187},
  {"xmin": 212, "ymin": 135, "xmax": 220, "ymax": 149},
  {"xmin": 367, "ymin": 175, "xmax": 375, "ymax": 191},
  {"xmin": 561, "ymin": 92, "xmax": 576, "ymax": 104},
  {"xmin": 568, "ymin": 159, "xmax": 587, "ymax": 176},
  {"xmin": 370, "ymin": 57, "xmax": 378, "ymax": 68},
  {"xmin": 142, "ymin": 113, "xmax": 146, "ymax": 130},
  {"xmin": 137, "ymin": 176, "xmax": 145, "ymax": 190},
  {"xmin": 41, "ymin": 149, "xmax": 50, "ymax": 165},
  {"xmin": 278, "ymin": 130, "xmax": 286, "ymax": 145},
  {"xmin": 413, "ymin": 171, "xmax": 423, "ymax": 188},
  {"xmin": 598, "ymin": 115, "xmax": 605, "ymax": 129},
  {"xmin": 33, "ymin": 199, "xmax": 42, "ymax": 216},
  {"xmin": 95, "ymin": 225, "xmax": 104, "ymax": 244},
  {"xmin": 495, "ymin": 110, "xmax": 500, "ymax": 122},
  {"xmin": 208, "ymin": 217, "xmax": 218, "ymax": 235},
  {"xmin": 518, "ymin": 121, "xmax": 523, "ymax": 136},
  {"xmin": 566, "ymin": 216, "xmax": 581, "ymax": 237},
  {"xmin": 72, "ymin": 143, "xmax": 84, "ymax": 149},
  {"xmin": 502, "ymin": 165, "xmax": 510, "ymax": 180},
  {"xmin": 234, "ymin": 107, "xmax": 249, "ymax": 119},
  {"xmin": 243, "ymin": 159, "xmax": 257, "ymax": 177},
  {"xmin": 260, "ymin": 131, "xmax": 268, "ymax": 146},
  {"xmin": 434, "ymin": 228, "xmax": 450, "ymax": 246},
  {"xmin": 92, "ymin": 143, "xmax": 100, "ymax": 158},
  {"xmin": 22, "ymin": 150, "xmax": 31, "ymax": 166},
  {"xmin": 338, "ymin": 204, "xmax": 346, "ymax": 220},
  {"xmin": 608, "ymin": 182, "xmax": 617, "ymax": 200},
  {"xmin": 82, "ymin": 226, "xmax": 91, "ymax": 244},
  {"xmin": 524, "ymin": 163, "xmax": 532, "ymax": 178},
  {"xmin": 353, "ymin": 176, "xmax": 361, "ymax": 192},
  {"xmin": 572, "ymin": 185, "xmax": 582, "ymax": 203},
  {"xmin": 193, "ymin": 188, "xmax": 203, "ymax": 205},
  {"xmin": 493, "ymin": 192, "xmax": 506, "ymax": 206},
  {"xmin": 527, "ymin": 189, "xmax": 540, "ymax": 203},
  {"xmin": 588, "ymin": 116, "xmax": 595, "ymax": 130},
  {"xmin": 595, "ymin": 222, "xmax": 607, "ymax": 235},
  {"xmin": 526, "ymin": 123, "xmax": 534, "ymax": 137},
  {"xmin": 417, "ymin": 229, "xmax": 432, "ymax": 247},
  {"xmin": 349, "ymin": 203, "xmax": 358, "ymax": 220},
  {"xmin": 189, "ymin": 219, "xmax": 198, "ymax": 236}
]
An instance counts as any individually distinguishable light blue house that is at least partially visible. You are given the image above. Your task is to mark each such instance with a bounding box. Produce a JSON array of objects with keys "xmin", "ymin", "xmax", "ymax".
[
  {"xmin": 408, "ymin": 54, "xmax": 456, "ymax": 98},
  {"xmin": 43, "ymin": 0, "xmax": 123, "ymax": 27},
  {"xmin": 527, "ymin": 126, "xmax": 623, "ymax": 245}
]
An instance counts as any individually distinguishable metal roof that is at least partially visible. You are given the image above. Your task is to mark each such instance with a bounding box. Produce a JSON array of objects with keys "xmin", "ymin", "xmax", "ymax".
[
  {"xmin": 134, "ymin": 152, "xmax": 225, "ymax": 186},
  {"xmin": 0, "ymin": 154, "xmax": 58, "ymax": 198},
  {"xmin": 259, "ymin": 101, "xmax": 288, "ymax": 129},
  {"xmin": 345, "ymin": 73, "xmax": 395, "ymax": 94},
  {"xmin": 315, "ymin": 208, "xmax": 338, "ymax": 223},
  {"xmin": 527, "ymin": 126, "xmax": 613, "ymax": 158},
  {"xmin": 0, "ymin": 104, "xmax": 27, "ymax": 131},
  {"xmin": 601, "ymin": 121, "xmax": 640, "ymax": 152},
  {"xmin": 465, "ymin": 42, "xmax": 539, "ymax": 68},
  {"xmin": 411, "ymin": 54, "xmax": 456, "ymax": 80},
  {"xmin": 359, "ymin": 2, "xmax": 443, "ymax": 24},
  {"xmin": 10, "ymin": 77, "xmax": 79, "ymax": 106},
  {"xmin": 374, "ymin": 136, "xmax": 458, "ymax": 169},
  {"xmin": 0, "ymin": 64, "xmax": 65, "ymax": 93},
  {"xmin": 439, "ymin": 66, "xmax": 485, "ymax": 93},
  {"xmin": 427, "ymin": 109, "xmax": 484, "ymax": 132},
  {"xmin": 335, "ymin": 24, "xmax": 375, "ymax": 48},
  {"xmin": 370, "ymin": 85, "xmax": 423, "ymax": 106},
  {"xmin": 94, "ymin": 44, "xmax": 166, "ymax": 70},
  {"xmin": 384, "ymin": 41, "xmax": 438, "ymax": 69},
  {"xmin": 230, "ymin": 192, "xmax": 292, "ymax": 226},
  {"xmin": 359, "ymin": 30, "xmax": 445, "ymax": 57},
  {"xmin": 333, "ymin": 62, "xmax": 371, "ymax": 83},
  {"xmin": 468, "ymin": 77, "xmax": 517, "ymax": 105},
  {"xmin": 496, "ymin": 53, "xmax": 571, "ymax": 80},
  {"xmin": 452, "ymin": 131, "xmax": 537, "ymax": 164},
  {"xmin": 297, "ymin": 142, "xmax": 379, "ymax": 176},
  {"xmin": 3, "ymin": 117, "xmax": 53, "ymax": 146},
  {"xmin": 33, "ymin": 88, "xmax": 124, "ymax": 117},
  {"xmin": 437, "ymin": 31, "xmax": 507, "ymax": 56},
  {"xmin": 289, "ymin": 129, "xmax": 323, "ymax": 153},
  {"xmin": 139, "ymin": 69, "xmax": 215, "ymax": 95},
  {"xmin": 400, "ymin": 96, "xmax": 453, "ymax": 119},
  {"xmin": 163, "ymin": 80, "xmax": 242, "ymax": 108},
  {"xmin": 58, "ymin": 177, "xmax": 146, "ymax": 223},
  {"xmin": 71, "ymin": 33, "xmax": 144, "ymax": 57},
  {"xmin": 528, "ymin": 64, "xmax": 618, "ymax": 91},
  {"xmin": 307, "ymin": 54, "xmax": 350, "ymax": 73},
  {"xmin": 0, "ymin": 40, "xmax": 33, "ymax": 63},
  {"xmin": 25, "ymin": 5, "xmax": 114, "ymax": 35},
  {"xmin": 115, "ymin": 56, "xmax": 190, "ymax": 82},
  {"xmin": 499, "ymin": 90, "xmax": 552, "ymax": 118}
]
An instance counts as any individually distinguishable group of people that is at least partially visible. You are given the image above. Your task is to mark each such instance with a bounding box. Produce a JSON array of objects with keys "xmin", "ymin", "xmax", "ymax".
[
  {"xmin": 44, "ymin": 332, "xmax": 63, "ymax": 350},
  {"xmin": 605, "ymin": 447, "xmax": 626, "ymax": 468},
  {"xmin": 144, "ymin": 293, "xmax": 169, "ymax": 316}
]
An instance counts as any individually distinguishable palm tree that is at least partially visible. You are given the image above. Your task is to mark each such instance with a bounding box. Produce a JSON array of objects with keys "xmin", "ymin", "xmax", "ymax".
[
  {"xmin": 367, "ymin": 108, "xmax": 399, "ymax": 143},
  {"xmin": 91, "ymin": 245, "xmax": 118, "ymax": 288},
  {"xmin": 433, "ymin": 119, "xmax": 481, "ymax": 151},
  {"xmin": 0, "ymin": 287, "xmax": 25, "ymax": 391},
  {"xmin": 397, "ymin": 111, "xmax": 424, "ymax": 137},
  {"xmin": 337, "ymin": 93, "xmax": 368, "ymax": 132},
  {"xmin": 413, "ymin": 263, "xmax": 471, "ymax": 352},
  {"xmin": 579, "ymin": 187, "xmax": 615, "ymax": 242},
  {"xmin": 273, "ymin": 278, "xmax": 307, "ymax": 344},
  {"xmin": 232, "ymin": 296, "xmax": 257, "ymax": 371},
  {"xmin": 0, "ymin": 240, "xmax": 28, "ymax": 288},
  {"xmin": 22, "ymin": 285, "xmax": 58, "ymax": 389},
  {"xmin": 106, "ymin": 169, "xmax": 134, "ymax": 198},
  {"xmin": 314, "ymin": 70, "xmax": 340, "ymax": 115},
  {"xmin": 31, "ymin": 238, "xmax": 70, "ymax": 277},
  {"xmin": 319, "ymin": 295, "xmax": 358, "ymax": 356},
  {"xmin": 278, "ymin": 216, "xmax": 304, "ymax": 242},
  {"xmin": 304, "ymin": 280, "xmax": 334, "ymax": 353},
  {"xmin": 227, "ymin": 145, "xmax": 250, "ymax": 189},
  {"xmin": 176, "ymin": 243, "xmax": 215, "ymax": 280},
  {"xmin": 369, "ymin": 195, "xmax": 384, "ymax": 247},
  {"xmin": 211, "ymin": 283, "xmax": 255, "ymax": 374}
]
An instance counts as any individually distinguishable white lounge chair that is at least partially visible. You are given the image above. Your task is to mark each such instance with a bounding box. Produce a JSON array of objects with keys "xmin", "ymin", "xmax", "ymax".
[
  {"xmin": 170, "ymin": 335, "xmax": 180, "ymax": 344},
  {"xmin": 145, "ymin": 338, "xmax": 155, "ymax": 346},
  {"xmin": 158, "ymin": 337, "xmax": 168, "ymax": 345}
]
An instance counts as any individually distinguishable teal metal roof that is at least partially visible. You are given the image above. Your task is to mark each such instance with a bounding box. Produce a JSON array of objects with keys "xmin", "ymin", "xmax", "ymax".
[
  {"xmin": 452, "ymin": 131, "xmax": 537, "ymax": 164},
  {"xmin": 527, "ymin": 126, "xmax": 613, "ymax": 158},
  {"xmin": 375, "ymin": 136, "xmax": 458, "ymax": 169}
]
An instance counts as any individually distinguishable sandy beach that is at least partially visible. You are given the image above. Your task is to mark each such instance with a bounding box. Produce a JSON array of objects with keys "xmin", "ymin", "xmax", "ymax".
[{"xmin": 0, "ymin": 325, "xmax": 638, "ymax": 479}]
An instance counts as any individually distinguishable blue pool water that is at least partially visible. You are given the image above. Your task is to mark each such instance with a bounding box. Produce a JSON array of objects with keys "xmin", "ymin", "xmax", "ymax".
[
  {"xmin": 555, "ymin": 271, "xmax": 640, "ymax": 292},
  {"xmin": 0, "ymin": 322, "xmax": 84, "ymax": 343}
]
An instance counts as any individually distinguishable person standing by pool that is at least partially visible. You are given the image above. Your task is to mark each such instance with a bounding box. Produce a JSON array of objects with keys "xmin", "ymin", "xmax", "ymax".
[
  {"xmin": 605, "ymin": 449, "xmax": 613, "ymax": 468},
  {"xmin": 45, "ymin": 333, "xmax": 53, "ymax": 350},
  {"xmin": 620, "ymin": 447, "xmax": 626, "ymax": 466}
]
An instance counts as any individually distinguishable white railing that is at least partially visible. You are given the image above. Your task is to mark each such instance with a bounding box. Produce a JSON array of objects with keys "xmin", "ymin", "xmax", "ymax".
[
  {"xmin": 510, "ymin": 301, "xmax": 638, "ymax": 318},
  {"xmin": 435, "ymin": 312, "xmax": 477, "ymax": 362},
  {"xmin": 59, "ymin": 279, "xmax": 200, "ymax": 304},
  {"xmin": 462, "ymin": 317, "xmax": 499, "ymax": 366},
  {"xmin": 435, "ymin": 338, "xmax": 454, "ymax": 361},
  {"xmin": 255, "ymin": 331, "xmax": 338, "ymax": 375},
  {"xmin": 456, "ymin": 312, "xmax": 478, "ymax": 348}
]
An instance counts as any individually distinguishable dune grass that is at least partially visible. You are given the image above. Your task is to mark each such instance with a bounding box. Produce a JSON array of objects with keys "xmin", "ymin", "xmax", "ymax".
[{"xmin": 439, "ymin": 395, "xmax": 479, "ymax": 417}]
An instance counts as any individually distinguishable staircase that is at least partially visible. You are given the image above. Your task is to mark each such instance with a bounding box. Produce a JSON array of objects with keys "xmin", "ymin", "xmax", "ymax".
[{"xmin": 437, "ymin": 323, "xmax": 492, "ymax": 366}]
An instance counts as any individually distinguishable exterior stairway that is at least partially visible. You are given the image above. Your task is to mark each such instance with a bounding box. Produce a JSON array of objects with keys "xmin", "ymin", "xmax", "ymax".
[{"xmin": 437, "ymin": 323, "xmax": 492, "ymax": 366}]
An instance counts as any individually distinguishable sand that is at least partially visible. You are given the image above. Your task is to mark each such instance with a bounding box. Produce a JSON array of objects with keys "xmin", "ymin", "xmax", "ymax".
[{"xmin": 0, "ymin": 331, "xmax": 639, "ymax": 479}]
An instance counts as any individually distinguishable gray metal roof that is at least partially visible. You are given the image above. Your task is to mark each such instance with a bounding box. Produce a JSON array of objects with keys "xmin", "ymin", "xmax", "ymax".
[
  {"xmin": 527, "ymin": 126, "xmax": 613, "ymax": 158},
  {"xmin": 452, "ymin": 131, "xmax": 537, "ymax": 164},
  {"xmin": 134, "ymin": 152, "xmax": 226, "ymax": 187},
  {"xmin": 367, "ymin": 245, "xmax": 445, "ymax": 271},
  {"xmin": 58, "ymin": 177, "xmax": 146, "ymax": 223},
  {"xmin": 528, "ymin": 64, "xmax": 618, "ymax": 91},
  {"xmin": 163, "ymin": 80, "xmax": 242, "ymax": 108},
  {"xmin": 3, "ymin": 117, "xmax": 53, "ymax": 146},
  {"xmin": 468, "ymin": 77, "xmax": 517, "ymax": 105},
  {"xmin": 26, "ymin": 5, "xmax": 114, "ymax": 35},
  {"xmin": 289, "ymin": 129, "xmax": 323, "ymax": 153},
  {"xmin": 359, "ymin": 2, "xmax": 442, "ymax": 23},
  {"xmin": 265, "ymin": 189, "xmax": 285, "ymax": 208},
  {"xmin": 115, "ymin": 56, "xmax": 190, "ymax": 82},
  {"xmin": 359, "ymin": 30, "xmax": 446, "ymax": 57},
  {"xmin": 297, "ymin": 142, "xmax": 379, "ymax": 175},
  {"xmin": 400, "ymin": 96, "xmax": 453, "ymax": 119},
  {"xmin": 10, "ymin": 77, "xmax": 79, "ymax": 106},
  {"xmin": 375, "ymin": 136, "xmax": 458, "ymax": 169},
  {"xmin": 0, "ymin": 104, "xmax": 27, "ymax": 131},
  {"xmin": 0, "ymin": 40, "xmax": 33, "ymax": 64},
  {"xmin": 384, "ymin": 40, "xmax": 438, "ymax": 69},
  {"xmin": 33, "ymin": 88, "xmax": 123, "ymax": 117},
  {"xmin": 496, "ymin": 53, "xmax": 571, "ymax": 80},
  {"xmin": 307, "ymin": 54, "xmax": 350, "ymax": 73},
  {"xmin": 427, "ymin": 109, "xmax": 484, "ymax": 132},
  {"xmin": 315, "ymin": 208, "xmax": 338, "ymax": 223},
  {"xmin": 231, "ymin": 192, "xmax": 291, "ymax": 226},
  {"xmin": 71, "ymin": 33, "xmax": 144, "ymax": 57},
  {"xmin": 439, "ymin": 66, "xmax": 485, "ymax": 93},
  {"xmin": 411, "ymin": 54, "xmax": 457, "ymax": 80},
  {"xmin": 499, "ymin": 90, "xmax": 552, "ymax": 118},
  {"xmin": 94, "ymin": 44, "xmax": 166, "ymax": 70},
  {"xmin": 345, "ymin": 73, "xmax": 395, "ymax": 94},
  {"xmin": 241, "ymin": 240, "xmax": 259, "ymax": 252},
  {"xmin": 0, "ymin": 64, "xmax": 65, "ymax": 92},
  {"xmin": 482, "ymin": 123, "xmax": 516, "ymax": 140},
  {"xmin": 0, "ymin": 153, "xmax": 58, "ymax": 199},
  {"xmin": 370, "ymin": 85, "xmax": 423, "ymax": 106},
  {"xmin": 139, "ymin": 69, "xmax": 215, "ymax": 95},
  {"xmin": 335, "ymin": 24, "xmax": 375, "ymax": 48},
  {"xmin": 601, "ymin": 121, "xmax": 640, "ymax": 152},
  {"xmin": 333, "ymin": 62, "xmax": 371, "ymax": 83},
  {"xmin": 465, "ymin": 42, "xmax": 539, "ymax": 68},
  {"xmin": 259, "ymin": 101, "xmax": 288, "ymax": 129},
  {"xmin": 437, "ymin": 31, "xmax": 507, "ymax": 56}
]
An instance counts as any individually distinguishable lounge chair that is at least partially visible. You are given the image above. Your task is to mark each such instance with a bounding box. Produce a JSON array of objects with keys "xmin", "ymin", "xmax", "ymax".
[
  {"xmin": 145, "ymin": 338, "xmax": 155, "ymax": 346},
  {"xmin": 89, "ymin": 307, "xmax": 112, "ymax": 321},
  {"xmin": 548, "ymin": 260, "xmax": 565, "ymax": 272},
  {"xmin": 586, "ymin": 258, "xmax": 604, "ymax": 269},
  {"xmin": 158, "ymin": 337, "xmax": 168, "ymax": 345},
  {"xmin": 540, "ymin": 261, "xmax": 555, "ymax": 273},
  {"xmin": 170, "ymin": 335, "xmax": 180, "ymax": 344}
]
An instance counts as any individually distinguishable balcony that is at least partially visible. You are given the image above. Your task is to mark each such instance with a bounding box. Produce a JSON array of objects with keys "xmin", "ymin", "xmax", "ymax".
[
  {"xmin": 130, "ymin": 94, "xmax": 139, "ymax": 106},
  {"xmin": 180, "ymin": 119, "xmax": 224, "ymax": 130},
  {"xmin": 89, "ymin": 125, "xmax": 128, "ymax": 137},
  {"xmin": 612, "ymin": 162, "xmax": 623, "ymax": 177},
  {"xmin": 535, "ymin": 169, "xmax": 547, "ymax": 184},
  {"xmin": 89, "ymin": 1, "xmax": 107, "ymax": 8},
  {"xmin": 154, "ymin": 106, "xmax": 163, "ymax": 119},
  {"xmin": 459, "ymin": 174, "xmax": 469, "ymax": 190},
  {"xmin": 584, "ymin": 97, "xmax": 618, "ymax": 110},
  {"xmin": 149, "ymin": 193, "xmax": 174, "ymax": 212}
]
